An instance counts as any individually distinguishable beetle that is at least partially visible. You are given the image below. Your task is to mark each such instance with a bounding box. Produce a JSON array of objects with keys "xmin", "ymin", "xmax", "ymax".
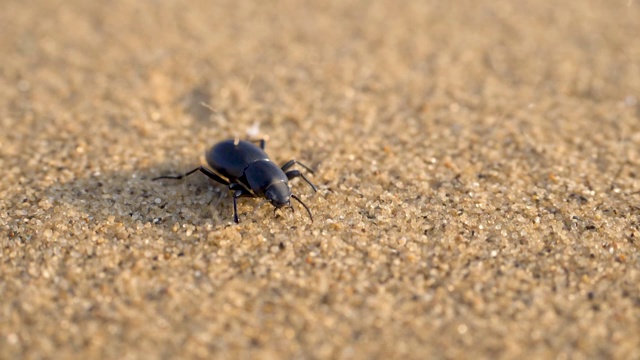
[{"xmin": 153, "ymin": 138, "xmax": 317, "ymax": 223}]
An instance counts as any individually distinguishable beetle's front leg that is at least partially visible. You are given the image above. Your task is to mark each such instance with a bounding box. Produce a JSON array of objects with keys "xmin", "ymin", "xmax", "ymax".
[
  {"xmin": 229, "ymin": 183, "xmax": 253, "ymax": 223},
  {"xmin": 281, "ymin": 159, "xmax": 314, "ymax": 173},
  {"xmin": 285, "ymin": 170, "xmax": 317, "ymax": 192}
]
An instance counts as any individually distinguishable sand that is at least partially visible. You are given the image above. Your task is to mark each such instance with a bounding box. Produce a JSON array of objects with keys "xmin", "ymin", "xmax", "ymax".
[{"xmin": 1, "ymin": 0, "xmax": 639, "ymax": 358}]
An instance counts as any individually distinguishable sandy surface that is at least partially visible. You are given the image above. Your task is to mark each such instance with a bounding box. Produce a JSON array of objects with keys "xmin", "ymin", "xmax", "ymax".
[{"xmin": 1, "ymin": 0, "xmax": 640, "ymax": 358}]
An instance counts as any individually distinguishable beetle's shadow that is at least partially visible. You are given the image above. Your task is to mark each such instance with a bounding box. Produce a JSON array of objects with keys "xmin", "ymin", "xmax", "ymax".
[{"xmin": 41, "ymin": 162, "xmax": 235, "ymax": 232}]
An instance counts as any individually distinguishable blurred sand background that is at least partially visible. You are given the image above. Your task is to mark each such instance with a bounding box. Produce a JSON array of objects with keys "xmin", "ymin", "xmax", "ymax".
[{"xmin": 1, "ymin": 0, "xmax": 640, "ymax": 358}]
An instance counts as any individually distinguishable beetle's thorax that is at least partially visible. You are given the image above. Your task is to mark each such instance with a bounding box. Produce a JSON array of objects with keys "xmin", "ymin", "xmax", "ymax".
[{"xmin": 242, "ymin": 160, "xmax": 289, "ymax": 195}]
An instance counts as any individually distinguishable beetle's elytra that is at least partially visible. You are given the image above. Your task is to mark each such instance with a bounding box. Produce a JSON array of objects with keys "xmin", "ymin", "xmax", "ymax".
[{"xmin": 153, "ymin": 138, "xmax": 317, "ymax": 223}]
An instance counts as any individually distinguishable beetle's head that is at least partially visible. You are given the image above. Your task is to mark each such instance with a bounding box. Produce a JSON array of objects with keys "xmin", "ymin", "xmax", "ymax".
[
  {"xmin": 264, "ymin": 182, "xmax": 291, "ymax": 209},
  {"xmin": 265, "ymin": 182, "xmax": 314, "ymax": 222}
]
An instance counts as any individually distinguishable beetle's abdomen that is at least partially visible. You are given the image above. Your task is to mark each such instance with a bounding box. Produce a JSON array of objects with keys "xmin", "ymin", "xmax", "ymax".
[
  {"xmin": 206, "ymin": 140, "xmax": 269, "ymax": 180},
  {"xmin": 244, "ymin": 160, "xmax": 289, "ymax": 195}
]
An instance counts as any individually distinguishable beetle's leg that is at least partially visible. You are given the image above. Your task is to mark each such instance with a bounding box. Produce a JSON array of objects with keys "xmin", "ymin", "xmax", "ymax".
[
  {"xmin": 230, "ymin": 183, "xmax": 253, "ymax": 223},
  {"xmin": 246, "ymin": 138, "xmax": 267, "ymax": 150},
  {"xmin": 153, "ymin": 166, "xmax": 229, "ymax": 186},
  {"xmin": 281, "ymin": 159, "xmax": 314, "ymax": 174},
  {"xmin": 285, "ymin": 170, "xmax": 317, "ymax": 192}
]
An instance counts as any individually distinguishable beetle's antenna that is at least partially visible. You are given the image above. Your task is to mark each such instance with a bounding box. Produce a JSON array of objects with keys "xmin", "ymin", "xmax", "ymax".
[{"xmin": 291, "ymin": 194, "xmax": 313, "ymax": 222}]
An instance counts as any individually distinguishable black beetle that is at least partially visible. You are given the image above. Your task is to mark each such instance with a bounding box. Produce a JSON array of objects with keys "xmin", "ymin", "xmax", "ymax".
[{"xmin": 153, "ymin": 138, "xmax": 317, "ymax": 223}]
